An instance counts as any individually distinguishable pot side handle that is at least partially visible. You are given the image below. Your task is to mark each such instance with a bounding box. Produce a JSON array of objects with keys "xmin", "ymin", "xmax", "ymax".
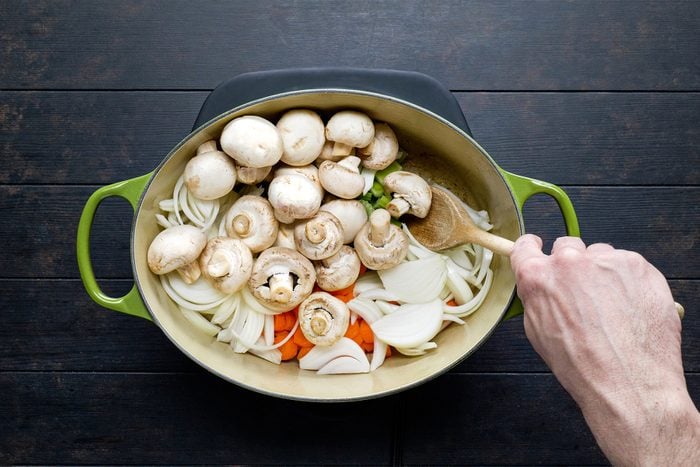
[
  {"xmin": 76, "ymin": 173, "xmax": 153, "ymax": 321},
  {"xmin": 499, "ymin": 170, "xmax": 580, "ymax": 320}
]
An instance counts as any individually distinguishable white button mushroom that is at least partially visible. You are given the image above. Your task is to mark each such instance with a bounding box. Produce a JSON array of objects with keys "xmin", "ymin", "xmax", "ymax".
[
  {"xmin": 298, "ymin": 292, "xmax": 350, "ymax": 346},
  {"xmin": 294, "ymin": 211, "xmax": 344, "ymax": 260},
  {"xmin": 357, "ymin": 122, "xmax": 399, "ymax": 170},
  {"xmin": 184, "ymin": 141, "xmax": 237, "ymax": 200},
  {"xmin": 236, "ymin": 164, "xmax": 272, "ymax": 185},
  {"xmin": 318, "ymin": 156, "xmax": 365, "ymax": 199},
  {"xmin": 147, "ymin": 224, "xmax": 207, "ymax": 283},
  {"xmin": 315, "ymin": 140, "xmax": 351, "ymax": 164},
  {"xmin": 223, "ymin": 195, "xmax": 278, "ymax": 253},
  {"xmin": 220, "ymin": 115, "xmax": 283, "ymax": 168},
  {"xmin": 354, "ymin": 209, "xmax": 409, "ymax": 270},
  {"xmin": 276, "ymin": 109, "xmax": 326, "ymax": 166},
  {"xmin": 199, "ymin": 237, "xmax": 253, "ymax": 294},
  {"xmin": 320, "ymin": 199, "xmax": 368, "ymax": 244},
  {"xmin": 273, "ymin": 164, "xmax": 323, "ymax": 193},
  {"xmin": 268, "ymin": 172, "xmax": 323, "ymax": 224},
  {"xmin": 273, "ymin": 222, "xmax": 296, "ymax": 250},
  {"xmin": 383, "ymin": 171, "xmax": 433, "ymax": 218},
  {"xmin": 325, "ymin": 110, "xmax": 375, "ymax": 157},
  {"xmin": 248, "ymin": 247, "xmax": 316, "ymax": 312},
  {"xmin": 315, "ymin": 246, "xmax": 361, "ymax": 292}
]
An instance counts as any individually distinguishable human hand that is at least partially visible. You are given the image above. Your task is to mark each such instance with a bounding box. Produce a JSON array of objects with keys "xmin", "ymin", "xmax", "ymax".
[{"xmin": 510, "ymin": 235, "xmax": 699, "ymax": 466}]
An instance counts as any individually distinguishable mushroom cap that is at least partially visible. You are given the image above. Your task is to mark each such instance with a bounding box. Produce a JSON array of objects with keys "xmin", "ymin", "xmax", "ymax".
[
  {"xmin": 248, "ymin": 247, "xmax": 316, "ymax": 312},
  {"xmin": 354, "ymin": 209, "xmax": 409, "ymax": 270},
  {"xmin": 357, "ymin": 122, "xmax": 399, "ymax": 170},
  {"xmin": 315, "ymin": 140, "xmax": 345, "ymax": 163},
  {"xmin": 220, "ymin": 115, "xmax": 283, "ymax": 168},
  {"xmin": 236, "ymin": 164, "xmax": 272, "ymax": 185},
  {"xmin": 223, "ymin": 195, "xmax": 278, "ymax": 253},
  {"xmin": 318, "ymin": 156, "xmax": 365, "ymax": 199},
  {"xmin": 320, "ymin": 199, "xmax": 368, "ymax": 244},
  {"xmin": 277, "ymin": 109, "xmax": 326, "ymax": 166},
  {"xmin": 273, "ymin": 164, "xmax": 322, "ymax": 192},
  {"xmin": 383, "ymin": 171, "xmax": 433, "ymax": 218},
  {"xmin": 294, "ymin": 211, "xmax": 344, "ymax": 260},
  {"xmin": 199, "ymin": 237, "xmax": 253, "ymax": 294},
  {"xmin": 315, "ymin": 246, "xmax": 361, "ymax": 292},
  {"xmin": 298, "ymin": 292, "xmax": 350, "ymax": 346},
  {"xmin": 268, "ymin": 173, "xmax": 323, "ymax": 223},
  {"xmin": 325, "ymin": 111, "xmax": 375, "ymax": 148},
  {"xmin": 273, "ymin": 222, "xmax": 296, "ymax": 250},
  {"xmin": 147, "ymin": 224, "xmax": 207, "ymax": 275},
  {"xmin": 184, "ymin": 150, "xmax": 237, "ymax": 200}
]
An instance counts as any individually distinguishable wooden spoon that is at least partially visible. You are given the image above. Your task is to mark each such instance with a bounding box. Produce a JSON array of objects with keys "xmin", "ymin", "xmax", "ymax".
[
  {"xmin": 407, "ymin": 185, "xmax": 686, "ymax": 319},
  {"xmin": 407, "ymin": 185, "xmax": 514, "ymax": 256}
]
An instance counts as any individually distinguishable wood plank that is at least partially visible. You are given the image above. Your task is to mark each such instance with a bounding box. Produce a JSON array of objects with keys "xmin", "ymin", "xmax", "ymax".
[
  {"xmin": 1, "ymin": 91, "xmax": 698, "ymax": 185},
  {"xmin": 1, "ymin": 186, "xmax": 696, "ymax": 278},
  {"xmin": 1, "ymin": 280, "xmax": 696, "ymax": 373},
  {"xmin": 400, "ymin": 374, "xmax": 700, "ymax": 465},
  {"xmin": 0, "ymin": 372, "xmax": 397, "ymax": 465},
  {"xmin": 1, "ymin": 1, "xmax": 698, "ymax": 90},
  {"xmin": 459, "ymin": 93, "xmax": 700, "ymax": 185}
]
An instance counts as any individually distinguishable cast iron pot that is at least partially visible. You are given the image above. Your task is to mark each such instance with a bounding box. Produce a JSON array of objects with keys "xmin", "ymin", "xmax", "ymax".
[{"xmin": 77, "ymin": 69, "xmax": 579, "ymax": 402}]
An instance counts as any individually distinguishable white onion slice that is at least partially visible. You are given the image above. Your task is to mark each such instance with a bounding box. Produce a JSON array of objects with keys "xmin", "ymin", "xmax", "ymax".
[
  {"xmin": 442, "ymin": 314, "xmax": 466, "ymax": 325},
  {"xmin": 299, "ymin": 337, "xmax": 368, "ymax": 371},
  {"xmin": 360, "ymin": 167, "xmax": 376, "ymax": 195},
  {"xmin": 446, "ymin": 263, "xmax": 474, "ymax": 305},
  {"xmin": 370, "ymin": 299, "xmax": 443, "ymax": 348},
  {"xmin": 179, "ymin": 306, "xmax": 219, "ymax": 336},
  {"xmin": 347, "ymin": 298, "xmax": 383, "ymax": 324},
  {"xmin": 374, "ymin": 300, "xmax": 399, "ymax": 315},
  {"xmin": 353, "ymin": 271, "xmax": 382, "ymax": 296},
  {"xmin": 395, "ymin": 341, "xmax": 437, "ymax": 356},
  {"xmin": 355, "ymin": 288, "xmax": 400, "ymax": 302},
  {"xmin": 318, "ymin": 355, "xmax": 370, "ymax": 375},
  {"xmin": 370, "ymin": 339, "xmax": 388, "ymax": 371},
  {"xmin": 211, "ymin": 293, "xmax": 240, "ymax": 325},
  {"xmin": 248, "ymin": 336, "xmax": 282, "ymax": 365},
  {"xmin": 168, "ymin": 273, "xmax": 228, "ymax": 305},
  {"xmin": 241, "ymin": 286, "xmax": 281, "ymax": 315},
  {"xmin": 264, "ymin": 314, "xmax": 275, "ymax": 346},
  {"xmin": 443, "ymin": 270, "xmax": 493, "ymax": 317},
  {"xmin": 160, "ymin": 275, "xmax": 229, "ymax": 312},
  {"xmin": 378, "ymin": 255, "xmax": 447, "ymax": 303}
]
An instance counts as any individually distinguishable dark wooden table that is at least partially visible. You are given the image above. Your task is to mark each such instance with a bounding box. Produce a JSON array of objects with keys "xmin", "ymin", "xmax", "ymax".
[{"xmin": 1, "ymin": 1, "xmax": 698, "ymax": 465}]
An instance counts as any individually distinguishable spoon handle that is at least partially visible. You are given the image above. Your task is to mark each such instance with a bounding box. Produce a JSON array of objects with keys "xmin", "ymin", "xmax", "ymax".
[{"xmin": 467, "ymin": 228, "xmax": 515, "ymax": 256}]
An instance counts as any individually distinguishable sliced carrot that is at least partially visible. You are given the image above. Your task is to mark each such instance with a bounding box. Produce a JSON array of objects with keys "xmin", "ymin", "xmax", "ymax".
[
  {"xmin": 293, "ymin": 326, "xmax": 313, "ymax": 348},
  {"xmin": 279, "ymin": 338, "xmax": 299, "ymax": 361},
  {"xmin": 274, "ymin": 314, "xmax": 286, "ymax": 332},
  {"xmin": 359, "ymin": 320, "xmax": 374, "ymax": 344},
  {"xmin": 361, "ymin": 341, "xmax": 374, "ymax": 353},
  {"xmin": 334, "ymin": 292, "xmax": 354, "ymax": 303},
  {"xmin": 284, "ymin": 311, "xmax": 296, "ymax": 331},
  {"xmin": 385, "ymin": 346, "xmax": 392, "ymax": 358},
  {"xmin": 297, "ymin": 346, "xmax": 313, "ymax": 359},
  {"xmin": 359, "ymin": 263, "xmax": 367, "ymax": 276},
  {"xmin": 446, "ymin": 299, "xmax": 458, "ymax": 307},
  {"xmin": 351, "ymin": 333, "xmax": 364, "ymax": 347},
  {"xmin": 274, "ymin": 330, "xmax": 288, "ymax": 344},
  {"xmin": 344, "ymin": 320, "xmax": 360, "ymax": 340}
]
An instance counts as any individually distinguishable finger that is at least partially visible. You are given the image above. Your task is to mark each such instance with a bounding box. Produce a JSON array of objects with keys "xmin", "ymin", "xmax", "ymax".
[
  {"xmin": 551, "ymin": 236, "xmax": 586, "ymax": 255},
  {"xmin": 587, "ymin": 242, "xmax": 614, "ymax": 253},
  {"xmin": 511, "ymin": 234, "xmax": 545, "ymax": 272}
]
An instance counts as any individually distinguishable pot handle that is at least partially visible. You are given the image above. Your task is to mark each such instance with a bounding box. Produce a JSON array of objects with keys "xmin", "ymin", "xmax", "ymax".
[
  {"xmin": 500, "ymin": 170, "xmax": 580, "ymax": 320},
  {"xmin": 76, "ymin": 173, "xmax": 153, "ymax": 321}
]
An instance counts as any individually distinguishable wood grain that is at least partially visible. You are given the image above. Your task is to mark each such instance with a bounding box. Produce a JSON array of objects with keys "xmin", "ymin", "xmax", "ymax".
[
  {"xmin": 1, "ymin": 1, "xmax": 698, "ymax": 90},
  {"xmin": 0, "ymin": 371, "xmax": 397, "ymax": 465},
  {"xmin": 1, "ymin": 280, "xmax": 696, "ymax": 373},
  {"xmin": 1, "ymin": 92, "xmax": 699, "ymax": 184},
  {"xmin": 1, "ymin": 186, "xmax": 696, "ymax": 278}
]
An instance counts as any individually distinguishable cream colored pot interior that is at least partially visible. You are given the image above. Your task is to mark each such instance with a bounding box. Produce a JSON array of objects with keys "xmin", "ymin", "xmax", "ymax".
[{"xmin": 133, "ymin": 91, "xmax": 521, "ymax": 401}]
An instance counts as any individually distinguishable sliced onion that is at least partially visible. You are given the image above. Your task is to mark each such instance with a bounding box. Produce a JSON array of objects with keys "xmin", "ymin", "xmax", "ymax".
[
  {"xmin": 232, "ymin": 315, "xmax": 299, "ymax": 352},
  {"xmin": 347, "ymin": 298, "xmax": 383, "ymax": 324},
  {"xmin": 211, "ymin": 293, "xmax": 240, "ymax": 325},
  {"xmin": 395, "ymin": 341, "xmax": 437, "ymax": 356},
  {"xmin": 360, "ymin": 167, "xmax": 376, "ymax": 195},
  {"xmin": 159, "ymin": 199, "xmax": 176, "ymax": 212},
  {"xmin": 370, "ymin": 299, "xmax": 443, "ymax": 349},
  {"xmin": 299, "ymin": 337, "xmax": 368, "ymax": 371},
  {"xmin": 443, "ymin": 247, "xmax": 474, "ymax": 271},
  {"xmin": 370, "ymin": 339, "xmax": 387, "ymax": 371},
  {"xmin": 168, "ymin": 273, "xmax": 228, "ymax": 305},
  {"xmin": 378, "ymin": 255, "xmax": 447, "ymax": 303},
  {"xmin": 374, "ymin": 300, "xmax": 399, "ymax": 315},
  {"xmin": 155, "ymin": 213, "xmax": 174, "ymax": 229},
  {"xmin": 173, "ymin": 175, "xmax": 185, "ymax": 225},
  {"xmin": 241, "ymin": 286, "xmax": 281, "ymax": 315},
  {"xmin": 179, "ymin": 306, "xmax": 219, "ymax": 336},
  {"xmin": 355, "ymin": 288, "xmax": 400, "ymax": 302},
  {"xmin": 442, "ymin": 314, "xmax": 466, "ymax": 325},
  {"xmin": 318, "ymin": 355, "xmax": 370, "ymax": 375},
  {"xmin": 446, "ymin": 262, "xmax": 474, "ymax": 305},
  {"xmin": 443, "ymin": 270, "xmax": 493, "ymax": 317},
  {"xmin": 353, "ymin": 271, "xmax": 382, "ymax": 297},
  {"xmin": 230, "ymin": 304, "xmax": 265, "ymax": 353},
  {"xmin": 160, "ymin": 275, "xmax": 229, "ymax": 312},
  {"xmin": 264, "ymin": 314, "xmax": 275, "ymax": 346},
  {"xmin": 248, "ymin": 337, "xmax": 282, "ymax": 365}
]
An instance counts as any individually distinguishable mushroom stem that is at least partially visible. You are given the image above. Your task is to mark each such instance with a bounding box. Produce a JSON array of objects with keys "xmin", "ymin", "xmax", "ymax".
[
  {"xmin": 387, "ymin": 197, "xmax": 411, "ymax": 218},
  {"xmin": 197, "ymin": 140, "xmax": 218, "ymax": 155},
  {"xmin": 331, "ymin": 142, "xmax": 354, "ymax": 157},
  {"xmin": 232, "ymin": 213, "xmax": 252, "ymax": 237},
  {"xmin": 310, "ymin": 309, "xmax": 332, "ymax": 336},
  {"xmin": 369, "ymin": 209, "xmax": 391, "ymax": 246},
  {"xmin": 305, "ymin": 217, "xmax": 328, "ymax": 244},
  {"xmin": 206, "ymin": 250, "xmax": 232, "ymax": 278},
  {"xmin": 177, "ymin": 261, "xmax": 201, "ymax": 284},
  {"xmin": 269, "ymin": 273, "xmax": 294, "ymax": 304}
]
